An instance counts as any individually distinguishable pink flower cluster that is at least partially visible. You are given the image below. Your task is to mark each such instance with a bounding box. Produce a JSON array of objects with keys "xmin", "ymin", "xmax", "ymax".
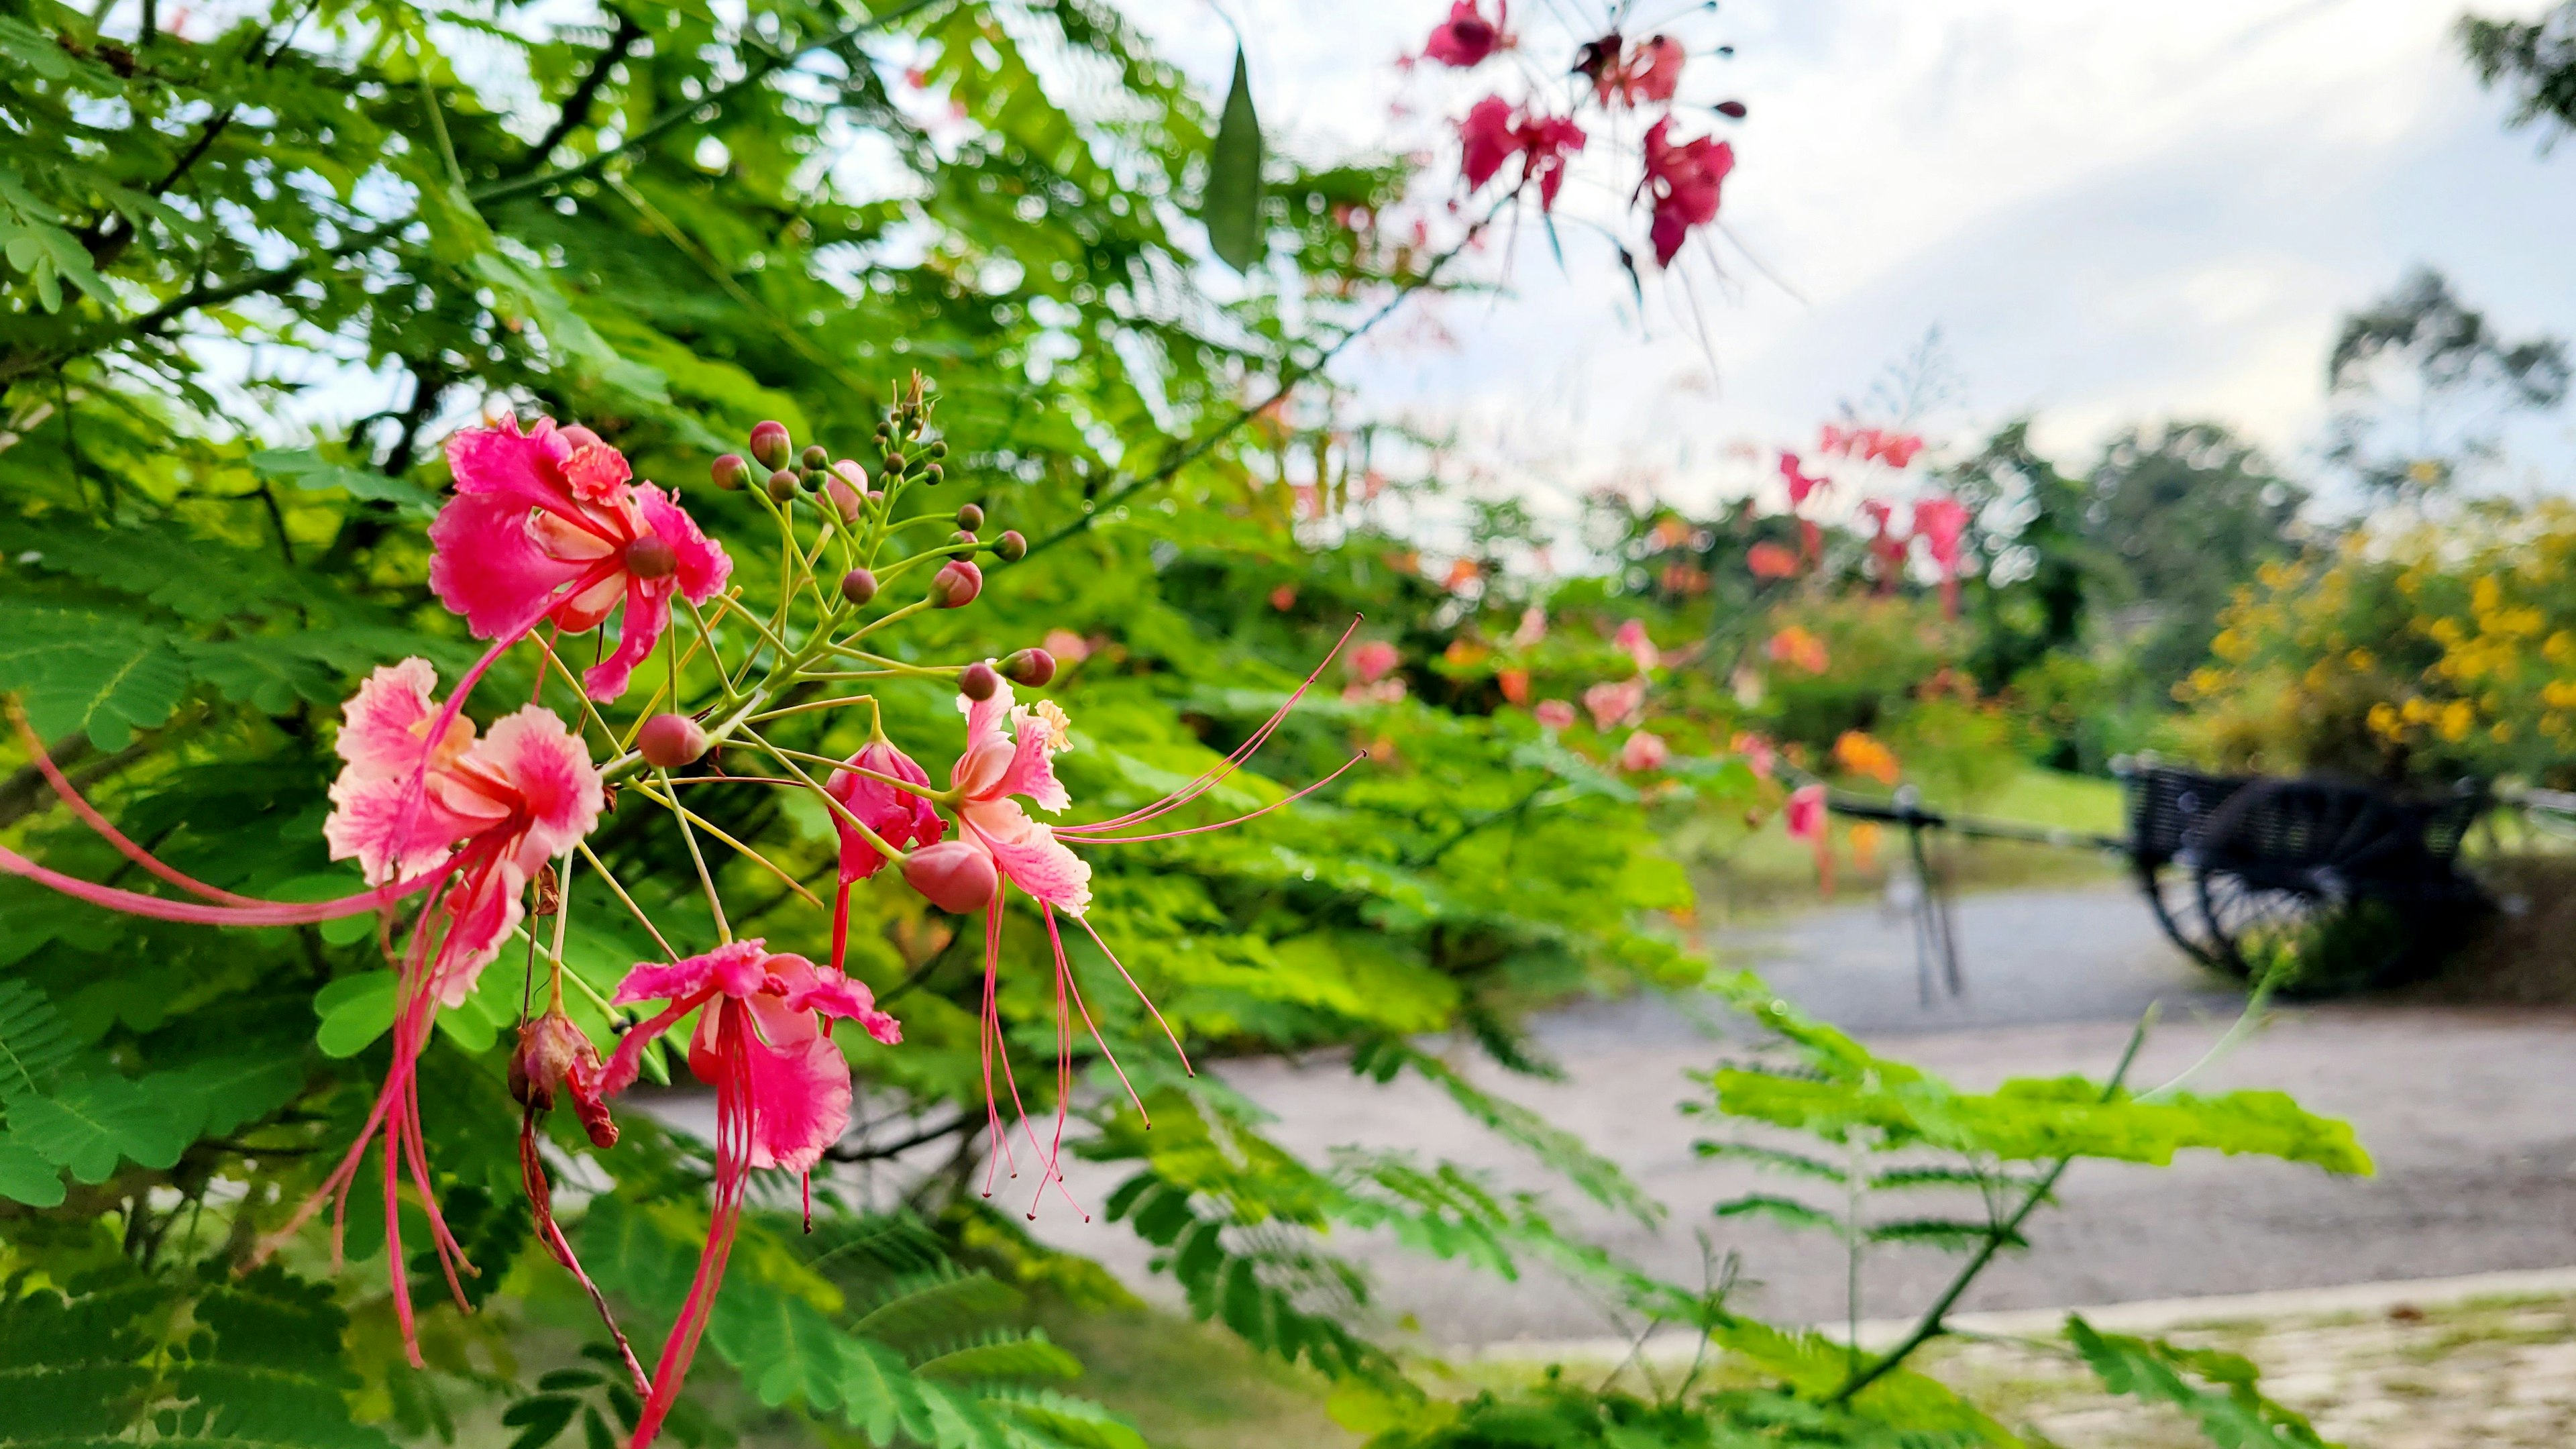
[{"xmin": 1426, "ymin": 5, "xmax": 1738, "ymax": 267}]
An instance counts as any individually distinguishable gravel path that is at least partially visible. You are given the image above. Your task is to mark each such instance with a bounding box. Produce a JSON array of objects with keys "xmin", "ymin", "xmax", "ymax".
[{"xmin": 1078, "ymin": 884, "xmax": 2576, "ymax": 1346}]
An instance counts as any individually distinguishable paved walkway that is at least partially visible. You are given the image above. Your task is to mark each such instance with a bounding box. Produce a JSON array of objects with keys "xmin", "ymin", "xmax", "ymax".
[{"xmin": 1075, "ymin": 885, "xmax": 2576, "ymax": 1346}]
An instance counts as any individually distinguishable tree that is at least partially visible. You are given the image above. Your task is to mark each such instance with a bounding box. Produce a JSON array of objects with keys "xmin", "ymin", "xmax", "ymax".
[
  {"xmin": 2084, "ymin": 421, "xmax": 2308, "ymax": 703},
  {"xmin": 2460, "ymin": 3, "xmax": 2576, "ymax": 143},
  {"xmin": 2324, "ymin": 267, "xmax": 2570, "ymax": 496}
]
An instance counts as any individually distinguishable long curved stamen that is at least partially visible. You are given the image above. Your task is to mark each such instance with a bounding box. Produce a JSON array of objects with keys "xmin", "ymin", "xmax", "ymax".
[
  {"xmin": 630, "ymin": 1005, "xmax": 753, "ymax": 1449},
  {"xmin": 1068, "ymin": 912, "xmax": 1193, "ymax": 1078},
  {"xmin": 1063, "ymin": 752, "xmax": 1367, "ymax": 844},
  {"xmin": 977, "ymin": 877, "xmax": 1016, "ymax": 1197},
  {"xmin": 0, "ymin": 843, "xmax": 455, "ymax": 926},
  {"xmin": 1041, "ymin": 904, "xmax": 1146, "ymax": 1126},
  {"xmin": 7, "ymin": 710, "xmax": 270, "ymax": 906},
  {"xmin": 1073, "ymin": 616, "xmax": 1360, "ymax": 833}
]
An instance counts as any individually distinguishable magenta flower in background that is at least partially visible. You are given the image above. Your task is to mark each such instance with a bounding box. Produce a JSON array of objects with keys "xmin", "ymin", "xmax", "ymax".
[
  {"xmin": 430, "ymin": 417, "xmax": 733, "ymax": 702},
  {"xmin": 1640, "ymin": 117, "xmax": 1733, "ymax": 266},
  {"xmin": 1461, "ymin": 98, "xmax": 1587, "ymax": 211},
  {"xmin": 1583, "ymin": 676, "xmax": 1646, "ymax": 731},
  {"xmin": 1619, "ymin": 730, "xmax": 1669, "ymax": 772},
  {"xmin": 1785, "ymin": 782, "xmax": 1833, "ymax": 892},
  {"xmin": 1613, "ymin": 619, "xmax": 1660, "ymax": 674},
  {"xmin": 602, "ymin": 942, "xmax": 899, "ymax": 1449},
  {"xmin": 1535, "ymin": 698, "xmax": 1578, "ymax": 731},
  {"xmin": 1350, "ymin": 639, "xmax": 1401, "ymax": 685},
  {"xmin": 1593, "ymin": 34, "xmax": 1685, "ymax": 107},
  {"xmin": 1912, "ymin": 495, "xmax": 1972, "ymax": 617},
  {"xmin": 1424, "ymin": 0, "xmax": 1507, "ymax": 67},
  {"xmin": 824, "ymin": 737, "xmax": 948, "ymax": 976}
]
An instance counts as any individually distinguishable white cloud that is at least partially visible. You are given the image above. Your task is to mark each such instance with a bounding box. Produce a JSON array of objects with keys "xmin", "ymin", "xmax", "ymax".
[{"xmin": 1119, "ymin": 0, "xmax": 2576, "ymax": 500}]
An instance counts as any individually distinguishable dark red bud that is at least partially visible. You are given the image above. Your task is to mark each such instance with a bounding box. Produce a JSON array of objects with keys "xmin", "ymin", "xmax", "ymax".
[
  {"xmin": 749, "ymin": 420, "xmax": 792, "ymax": 470},
  {"xmin": 637, "ymin": 712, "xmax": 710, "ymax": 768},
  {"xmin": 1715, "ymin": 99, "xmax": 1748, "ymax": 118},
  {"xmin": 1002, "ymin": 647, "xmax": 1055, "ymax": 688},
  {"xmin": 959, "ymin": 661, "xmax": 1002, "ymax": 700},
  {"xmin": 625, "ymin": 535, "xmax": 678, "ymax": 580},
  {"xmin": 929, "ymin": 559, "xmax": 982, "ymax": 608},
  {"xmin": 766, "ymin": 469, "xmax": 800, "ymax": 502},
  {"xmin": 995, "ymin": 529, "xmax": 1028, "ymax": 562},
  {"xmin": 839, "ymin": 567, "xmax": 879, "ymax": 605},
  {"xmin": 904, "ymin": 840, "xmax": 999, "ymax": 913},
  {"xmin": 800, "ymin": 443, "xmax": 830, "ymax": 470},
  {"xmin": 712, "ymin": 453, "xmax": 751, "ymax": 490},
  {"xmin": 956, "ymin": 503, "xmax": 984, "ymax": 530}
]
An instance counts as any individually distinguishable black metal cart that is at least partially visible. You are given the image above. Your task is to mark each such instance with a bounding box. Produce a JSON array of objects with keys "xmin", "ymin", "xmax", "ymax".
[{"xmin": 1825, "ymin": 760, "xmax": 2498, "ymax": 998}]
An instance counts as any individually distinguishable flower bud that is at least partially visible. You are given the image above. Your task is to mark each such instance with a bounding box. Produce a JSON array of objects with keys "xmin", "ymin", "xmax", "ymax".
[
  {"xmin": 922, "ymin": 464, "xmax": 945, "ymax": 485},
  {"xmin": 904, "ymin": 840, "xmax": 999, "ymax": 914},
  {"xmin": 995, "ymin": 529, "xmax": 1028, "ymax": 562},
  {"xmin": 884, "ymin": 451, "xmax": 906, "ymax": 472},
  {"xmin": 625, "ymin": 535, "xmax": 678, "ymax": 580},
  {"xmin": 800, "ymin": 443, "xmax": 829, "ymax": 471},
  {"xmin": 926, "ymin": 440, "xmax": 949, "ymax": 460},
  {"xmin": 1002, "ymin": 647, "xmax": 1055, "ymax": 688},
  {"xmin": 929, "ymin": 559, "xmax": 981, "ymax": 608},
  {"xmin": 839, "ymin": 567, "xmax": 879, "ymax": 606},
  {"xmin": 711, "ymin": 453, "xmax": 751, "ymax": 490},
  {"xmin": 951, "ymin": 529, "xmax": 977, "ymax": 548},
  {"xmin": 956, "ymin": 502, "xmax": 984, "ymax": 530},
  {"xmin": 749, "ymin": 420, "xmax": 792, "ymax": 471},
  {"xmin": 824, "ymin": 476, "xmax": 865, "ymax": 523},
  {"xmin": 637, "ymin": 712, "xmax": 710, "ymax": 768},
  {"xmin": 959, "ymin": 660, "xmax": 1002, "ymax": 701},
  {"xmin": 866, "ymin": 488, "xmax": 885, "ymax": 507},
  {"xmin": 766, "ymin": 469, "xmax": 800, "ymax": 502}
]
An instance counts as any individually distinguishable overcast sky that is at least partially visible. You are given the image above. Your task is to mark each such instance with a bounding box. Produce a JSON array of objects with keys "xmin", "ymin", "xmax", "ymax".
[{"xmin": 1118, "ymin": 0, "xmax": 2576, "ymax": 513}]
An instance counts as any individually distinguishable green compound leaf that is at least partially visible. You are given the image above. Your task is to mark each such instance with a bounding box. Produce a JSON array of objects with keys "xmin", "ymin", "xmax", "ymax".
[
  {"xmin": 2069, "ymin": 1314, "xmax": 2337, "ymax": 1448},
  {"xmin": 0, "ymin": 1139, "xmax": 64, "ymax": 1207},
  {"xmin": 314, "ymin": 972, "xmax": 398, "ymax": 1059},
  {"xmin": 1201, "ymin": 47, "xmax": 1265, "ymax": 272},
  {"xmin": 250, "ymin": 447, "xmax": 439, "ymax": 515},
  {"xmin": 0, "ymin": 602, "xmax": 192, "ymax": 748},
  {"xmin": 8, "ymin": 1071, "xmax": 193, "ymax": 1182}
]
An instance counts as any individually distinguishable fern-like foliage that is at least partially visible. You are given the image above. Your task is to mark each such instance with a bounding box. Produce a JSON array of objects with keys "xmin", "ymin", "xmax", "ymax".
[{"xmin": 2068, "ymin": 1316, "xmax": 2337, "ymax": 1449}]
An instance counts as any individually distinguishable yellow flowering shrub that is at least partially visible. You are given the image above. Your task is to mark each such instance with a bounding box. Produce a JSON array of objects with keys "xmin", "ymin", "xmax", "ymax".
[{"xmin": 2176, "ymin": 498, "xmax": 2576, "ymax": 785}]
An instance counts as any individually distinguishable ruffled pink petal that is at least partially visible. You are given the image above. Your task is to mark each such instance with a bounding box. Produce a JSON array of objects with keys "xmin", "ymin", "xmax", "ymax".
[
  {"xmin": 324, "ymin": 773, "xmax": 473, "ymax": 882},
  {"xmin": 613, "ymin": 941, "xmax": 767, "ymax": 1008},
  {"xmin": 996, "ymin": 712, "xmax": 1069, "ymax": 814},
  {"xmin": 632, "ymin": 483, "xmax": 733, "ymax": 604},
  {"xmin": 776, "ymin": 961, "xmax": 903, "ymax": 1044},
  {"xmin": 468, "ymin": 706, "xmax": 605, "ymax": 867},
  {"xmin": 957, "ymin": 681, "xmax": 1016, "ymax": 769},
  {"xmin": 561, "ymin": 437, "xmax": 632, "ymax": 503},
  {"xmin": 973, "ymin": 814, "xmax": 1093, "ymax": 916},
  {"xmin": 827, "ymin": 743, "xmax": 945, "ymax": 881},
  {"xmin": 336, "ymin": 659, "xmax": 456, "ymax": 777},
  {"xmin": 581, "ymin": 577, "xmax": 670, "ymax": 703},
  {"xmin": 741, "ymin": 1032, "xmax": 851, "ymax": 1173},
  {"xmin": 428, "ymin": 491, "xmax": 592, "ymax": 641}
]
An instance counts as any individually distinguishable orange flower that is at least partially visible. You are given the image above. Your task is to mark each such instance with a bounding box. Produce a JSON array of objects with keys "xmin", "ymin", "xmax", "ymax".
[
  {"xmin": 1747, "ymin": 542, "xmax": 1799, "ymax": 580},
  {"xmin": 1766, "ymin": 625, "xmax": 1829, "ymax": 675},
  {"xmin": 1832, "ymin": 730, "xmax": 1900, "ymax": 785}
]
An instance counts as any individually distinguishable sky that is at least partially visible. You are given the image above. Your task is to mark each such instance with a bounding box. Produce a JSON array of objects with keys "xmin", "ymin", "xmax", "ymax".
[{"xmin": 1118, "ymin": 0, "xmax": 2576, "ymax": 515}]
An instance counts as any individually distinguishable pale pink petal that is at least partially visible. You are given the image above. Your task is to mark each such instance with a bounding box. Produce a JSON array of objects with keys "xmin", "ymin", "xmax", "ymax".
[
  {"xmin": 335, "ymin": 659, "xmax": 449, "ymax": 777},
  {"xmin": 431, "ymin": 855, "xmax": 525, "ymax": 1006},
  {"xmin": 476, "ymin": 707, "xmax": 604, "ymax": 867},
  {"xmin": 742, "ymin": 1033, "xmax": 851, "ymax": 1173},
  {"xmin": 996, "ymin": 710, "xmax": 1069, "ymax": 814},
  {"xmin": 979, "ymin": 820, "xmax": 1092, "ymax": 916},
  {"xmin": 324, "ymin": 773, "xmax": 469, "ymax": 881}
]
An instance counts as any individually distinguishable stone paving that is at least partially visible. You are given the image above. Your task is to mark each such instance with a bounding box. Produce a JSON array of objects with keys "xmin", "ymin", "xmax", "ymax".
[{"xmin": 1921, "ymin": 1291, "xmax": 2576, "ymax": 1447}]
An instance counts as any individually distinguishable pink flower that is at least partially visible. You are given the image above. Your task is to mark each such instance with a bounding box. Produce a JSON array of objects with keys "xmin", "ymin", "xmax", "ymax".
[
  {"xmin": 1424, "ymin": 0, "xmax": 1507, "ymax": 66},
  {"xmin": 1870, "ymin": 432, "xmax": 1927, "ymax": 468},
  {"xmin": 1640, "ymin": 117, "xmax": 1733, "ymax": 267},
  {"xmin": 1459, "ymin": 97, "xmax": 1587, "ymax": 212},
  {"xmin": 0, "ymin": 684, "xmax": 594, "ymax": 1368},
  {"xmin": 1041, "ymin": 628, "xmax": 1091, "ymax": 663},
  {"xmin": 826, "ymin": 741, "xmax": 945, "ymax": 885},
  {"xmin": 1784, "ymin": 782, "xmax": 1833, "ymax": 892},
  {"xmin": 1819, "ymin": 423, "xmax": 1852, "ymax": 457},
  {"xmin": 1778, "ymin": 450, "xmax": 1827, "ymax": 509},
  {"xmin": 1497, "ymin": 667, "xmax": 1530, "ymax": 704},
  {"xmin": 1534, "ymin": 698, "xmax": 1578, "ymax": 731},
  {"xmin": 1619, "ymin": 730, "xmax": 1670, "ymax": 772},
  {"xmin": 1731, "ymin": 731, "xmax": 1777, "ymax": 780},
  {"xmin": 1512, "ymin": 606, "xmax": 1548, "ymax": 648},
  {"xmin": 1594, "ymin": 34, "xmax": 1684, "ymax": 107},
  {"xmin": 902, "ymin": 636, "xmax": 1367, "ymax": 1217},
  {"xmin": 1913, "ymin": 495, "xmax": 1972, "ymax": 617},
  {"xmin": 1613, "ymin": 619, "xmax": 1660, "ymax": 674},
  {"xmin": 1861, "ymin": 498, "xmax": 1909, "ymax": 592},
  {"xmin": 602, "ymin": 942, "xmax": 898, "ymax": 1448},
  {"xmin": 1583, "ymin": 676, "xmax": 1646, "ymax": 731},
  {"xmin": 430, "ymin": 417, "xmax": 733, "ymax": 702},
  {"xmin": 1351, "ymin": 639, "xmax": 1401, "ymax": 684}
]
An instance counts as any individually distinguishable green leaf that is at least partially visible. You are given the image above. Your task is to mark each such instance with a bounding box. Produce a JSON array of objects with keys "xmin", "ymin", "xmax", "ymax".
[
  {"xmin": 1866, "ymin": 1218, "xmax": 2024, "ymax": 1251},
  {"xmin": 0, "ymin": 166, "xmax": 111, "ymax": 315},
  {"xmin": 1201, "ymin": 48, "xmax": 1265, "ymax": 272},
  {"xmin": 1711, "ymin": 1193, "xmax": 1841, "ymax": 1234},
  {"xmin": 250, "ymin": 448, "xmax": 439, "ymax": 516},
  {"xmin": 158, "ymin": 1050, "xmax": 308, "ymax": 1140},
  {"xmin": 0, "ymin": 602, "xmax": 192, "ymax": 748},
  {"xmin": 911, "ymin": 1332, "xmax": 1081, "ymax": 1382},
  {"xmin": 7, "ymin": 1072, "xmax": 193, "ymax": 1181},
  {"xmin": 1695, "ymin": 1140, "xmax": 1849, "ymax": 1183},
  {"xmin": 315, "ymin": 972, "xmax": 398, "ymax": 1059},
  {"xmin": 0, "ymin": 979, "xmax": 79, "ymax": 1104},
  {"xmin": 2068, "ymin": 1315, "xmax": 2335, "ymax": 1448},
  {"xmin": 0, "ymin": 1139, "xmax": 65, "ymax": 1207}
]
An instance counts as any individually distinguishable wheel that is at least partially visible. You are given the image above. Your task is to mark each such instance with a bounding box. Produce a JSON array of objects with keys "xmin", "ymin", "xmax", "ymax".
[
  {"xmin": 2188, "ymin": 779, "xmax": 2440, "ymax": 992},
  {"xmin": 2138, "ymin": 856, "xmax": 2229, "ymax": 971}
]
